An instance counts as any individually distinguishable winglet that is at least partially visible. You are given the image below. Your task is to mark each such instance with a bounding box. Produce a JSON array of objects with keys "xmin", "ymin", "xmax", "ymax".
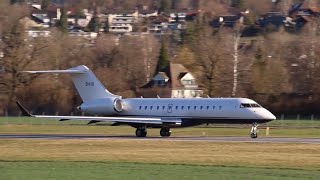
[{"xmin": 16, "ymin": 101, "xmax": 33, "ymax": 117}]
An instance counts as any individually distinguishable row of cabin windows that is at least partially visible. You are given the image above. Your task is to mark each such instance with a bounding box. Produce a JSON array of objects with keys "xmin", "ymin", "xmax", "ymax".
[{"xmin": 138, "ymin": 105, "xmax": 222, "ymax": 111}]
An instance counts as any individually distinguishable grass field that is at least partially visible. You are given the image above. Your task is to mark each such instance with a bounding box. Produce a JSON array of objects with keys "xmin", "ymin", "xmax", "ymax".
[
  {"xmin": 0, "ymin": 139, "xmax": 319, "ymax": 180},
  {"xmin": 1, "ymin": 161, "xmax": 319, "ymax": 180},
  {"xmin": 0, "ymin": 117, "xmax": 319, "ymax": 179}
]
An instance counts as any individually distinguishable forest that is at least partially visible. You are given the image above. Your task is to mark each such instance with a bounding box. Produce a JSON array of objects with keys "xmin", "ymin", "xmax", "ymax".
[{"xmin": 1, "ymin": 0, "xmax": 320, "ymax": 115}]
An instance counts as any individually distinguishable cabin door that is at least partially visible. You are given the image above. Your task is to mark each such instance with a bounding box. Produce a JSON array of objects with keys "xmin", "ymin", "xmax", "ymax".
[{"xmin": 167, "ymin": 104, "xmax": 173, "ymax": 113}]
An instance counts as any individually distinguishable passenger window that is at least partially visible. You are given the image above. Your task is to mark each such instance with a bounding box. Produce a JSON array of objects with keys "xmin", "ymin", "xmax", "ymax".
[
  {"xmin": 162, "ymin": 106, "xmax": 165, "ymax": 110},
  {"xmin": 145, "ymin": 106, "xmax": 147, "ymax": 110},
  {"xmin": 219, "ymin": 106, "xmax": 222, "ymax": 110},
  {"xmin": 181, "ymin": 106, "xmax": 184, "ymax": 110},
  {"xmin": 207, "ymin": 106, "xmax": 209, "ymax": 110},
  {"xmin": 139, "ymin": 106, "xmax": 142, "ymax": 110},
  {"xmin": 213, "ymin": 106, "xmax": 215, "ymax": 110},
  {"xmin": 188, "ymin": 106, "xmax": 191, "ymax": 110},
  {"xmin": 150, "ymin": 106, "xmax": 153, "ymax": 110},
  {"xmin": 175, "ymin": 106, "xmax": 178, "ymax": 110},
  {"xmin": 157, "ymin": 106, "xmax": 159, "ymax": 110},
  {"xmin": 194, "ymin": 106, "xmax": 197, "ymax": 110},
  {"xmin": 200, "ymin": 106, "xmax": 203, "ymax": 110}
]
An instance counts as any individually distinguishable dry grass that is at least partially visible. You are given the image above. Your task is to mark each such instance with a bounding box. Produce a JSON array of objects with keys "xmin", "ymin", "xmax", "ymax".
[{"xmin": 0, "ymin": 139, "xmax": 319, "ymax": 170}]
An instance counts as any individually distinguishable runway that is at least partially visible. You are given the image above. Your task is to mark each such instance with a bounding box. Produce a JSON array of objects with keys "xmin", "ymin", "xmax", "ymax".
[{"xmin": 0, "ymin": 134, "xmax": 319, "ymax": 144}]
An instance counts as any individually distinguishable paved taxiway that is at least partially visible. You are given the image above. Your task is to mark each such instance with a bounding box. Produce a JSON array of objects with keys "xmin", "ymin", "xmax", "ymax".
[{"xmin": 0, "ymin": 134, "xmax": 319, "ymax": 144}]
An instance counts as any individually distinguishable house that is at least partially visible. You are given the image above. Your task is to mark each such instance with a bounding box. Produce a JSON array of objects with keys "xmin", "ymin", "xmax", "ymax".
[
  {"xmin": 148, "ymin": 21, "xmax": 168, "ymax": 34},
  {"xmin": 142, "ymin": 63, "xmax": 203, "ymax": 98},
  {"xmin": 106, "ymin": 10, "xmax": 138, "ymax": 33},
  {"xmin": 169, "ymin": 9, "xmax": 199, "ymax": 23},
  {"xmin": 31, "ymin": 7, "xmax": 51, "ymax": 28},
  {"xmin": 148, "ymin": 14, "xmax": 170, "ymax": 34},
  {"xmin": 45, "ymin": 4, "xmax": 93, "ymax": 29},
  {"xmin": 258, "ymin": 11, "xmax": 285, "ymax": 28},
  {"xmin": 211, "ymin": 15, "xmax": 241, "ymax": 28},
  {"xmin": 169, "ymin": 12, "xmax": 187, "ymax": 23}
]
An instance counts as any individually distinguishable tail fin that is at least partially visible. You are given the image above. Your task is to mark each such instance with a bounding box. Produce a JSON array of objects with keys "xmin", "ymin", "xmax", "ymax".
[{"xmin": 24, "ymin": 65, "xmax": 118, "ymax": 102}]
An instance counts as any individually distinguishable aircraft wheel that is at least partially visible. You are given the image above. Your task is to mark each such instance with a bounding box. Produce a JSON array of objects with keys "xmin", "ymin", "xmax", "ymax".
[
  {"xmin": 136, "ymin": 128, "xmax": 147, "ymax": 137},
  {"xmin": 250, "ymin": 123, "xmax": 259, "ymax": 139},
  {"xmin": 160, "ymin": 128, "xmax": 171, "ymax": 137},
  {"xmin": 250, "ymin": 133, "xmax": 258, "ymax": 139}
]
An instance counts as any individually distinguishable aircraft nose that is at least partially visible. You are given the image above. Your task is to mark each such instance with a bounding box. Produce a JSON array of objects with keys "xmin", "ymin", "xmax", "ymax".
[
  {"xmin": 255, "ymin": 109, "xmax": 276, "ymax": 120},
  {"xmin": 263, "ymin": 109, "xmax": 276, "ymax": 120},
  {"xmin": 268, "ymin": 111, "xmax": 276, "ymax": 120}
]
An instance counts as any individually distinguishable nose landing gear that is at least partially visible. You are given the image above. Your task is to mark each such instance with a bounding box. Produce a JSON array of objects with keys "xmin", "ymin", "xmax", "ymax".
[{"xmin": 250, "ymin": 123, "xmax": 259, "ymax": 138}]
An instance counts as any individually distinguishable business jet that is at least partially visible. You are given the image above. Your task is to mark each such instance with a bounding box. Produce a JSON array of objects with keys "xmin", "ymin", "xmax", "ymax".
[{"xmin": 17, "ymin": 65, "xmax": 276, "ymax": 138}]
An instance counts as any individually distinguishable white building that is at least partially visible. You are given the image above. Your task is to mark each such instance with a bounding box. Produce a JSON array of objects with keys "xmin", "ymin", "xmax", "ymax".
[
  {"xmin": 107, "ymin": 10, "xmax": 138, "ymax": 33},
  {"xmin": 169, "ymin": 12, "xmax": 187, "ymax": 23}
]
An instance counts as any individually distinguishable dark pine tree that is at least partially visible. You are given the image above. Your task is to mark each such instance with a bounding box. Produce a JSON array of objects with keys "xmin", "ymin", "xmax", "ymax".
[
  {"xmin": 10, "ymin": 0, "xmax": 25, "ymax": 4},
  {"xmin": 156, "ymin": 41, "xmax": 169, "ymax": 73},
  {"xmin": 231, "ymin": 0, "xmax": 244, "ymax": 8},
  {"xmin": 87, "ymin": 12, "xmax": 99, "ymax": 32},
  {"xmin": 159, "ymin": 0, "xmax": 170, "ymax": 13}
]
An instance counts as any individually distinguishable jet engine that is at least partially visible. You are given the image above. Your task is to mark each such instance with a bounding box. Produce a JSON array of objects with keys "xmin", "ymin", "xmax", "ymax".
[{"xmin": 78, "ymin": 98, "xmax": 124, "ymax": 115}]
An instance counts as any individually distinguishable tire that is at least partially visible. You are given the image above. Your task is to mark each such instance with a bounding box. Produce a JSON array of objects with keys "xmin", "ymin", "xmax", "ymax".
[
  {"xmin": 250, "ymin": 133, "xmax": 258, "ymax": 139},
  {"xmin": 136, "ymin": 128, "xmax": 147, "ymax": 137},
  {"xmin": 160, "ymin": 128, "xmax": 171, "ymax": 137}
]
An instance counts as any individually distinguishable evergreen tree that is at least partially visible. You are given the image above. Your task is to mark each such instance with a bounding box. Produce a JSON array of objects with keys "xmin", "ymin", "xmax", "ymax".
[
  {"xmin": 231, "ymin": 0, "xmax": 243, "ymax": 8},
  {"xmin": 159, "ymin": 0, "xmax": 170, "ymax": 13},
  {"xmin": 57, "ymin": 8, "xmax": 68, "ymax": 33},
  {"xmin": 156, "ymin": 41, "xmax": 169, "ymax": 72},
  {"xmin": 87, "ymin": 12, "xmax": 99, "ymax": 32},
  {"xmin": 10, "ymin": 0, "xmax": 25, "ymax": 4},
  {"xmin": 171, "ymin": 0, "xmax": 180, "ymax": 9}
]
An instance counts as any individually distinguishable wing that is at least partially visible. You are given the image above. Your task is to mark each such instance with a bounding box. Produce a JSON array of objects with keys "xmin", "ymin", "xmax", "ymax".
[{"xmin": 16, "ymin": 102, "xmax": 181, "ymax": 125}]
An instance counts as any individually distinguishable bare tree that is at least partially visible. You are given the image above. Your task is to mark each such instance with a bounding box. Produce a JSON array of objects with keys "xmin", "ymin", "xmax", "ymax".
[
  {"xmin": 0, "ymin": 21, "xmax": 48, "ymax": 113},
  {"xmin": 192, "ymin": 26, "xmax": 232, "ymax": 97}
]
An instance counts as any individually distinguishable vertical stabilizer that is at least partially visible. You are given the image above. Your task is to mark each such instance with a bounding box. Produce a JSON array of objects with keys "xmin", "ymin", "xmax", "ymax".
[{"xmin": 24, "ymin": 65, "xmax": 118, "ymax": 102}]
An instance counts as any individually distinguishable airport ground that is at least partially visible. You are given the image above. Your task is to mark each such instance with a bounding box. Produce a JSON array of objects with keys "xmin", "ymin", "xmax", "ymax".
[{"xmin": 0, "ymin": 117, "xmax": 319, "ymax": 179}]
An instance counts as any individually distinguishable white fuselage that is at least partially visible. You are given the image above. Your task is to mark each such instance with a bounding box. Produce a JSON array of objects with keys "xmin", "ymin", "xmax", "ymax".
[{"xmin": 80, "ymin": 97, "xmax": 275, "ymax": 127}]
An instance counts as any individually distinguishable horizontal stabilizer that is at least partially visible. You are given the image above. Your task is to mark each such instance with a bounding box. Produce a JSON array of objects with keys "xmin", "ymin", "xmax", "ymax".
[
  {"xmin": 23, "ymin": 70, "xmax": 86, "ymax": 74},
  {"xmin": 16, "ymin": 101, "xmax": 33, "ymax": 117},
  {"xmin": 22, "ymin": 65, "xmax": 118, "ymax": 102}
]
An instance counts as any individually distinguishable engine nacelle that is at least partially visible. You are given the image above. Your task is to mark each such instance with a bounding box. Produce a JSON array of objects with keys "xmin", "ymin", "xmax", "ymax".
[{"xmin": 78, "ymin": 98, "xmax": 123, "ymax": 115}]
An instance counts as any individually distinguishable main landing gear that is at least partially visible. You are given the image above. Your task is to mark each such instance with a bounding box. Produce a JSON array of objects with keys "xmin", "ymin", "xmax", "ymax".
[
  {"xmin": 250, "ymin": 122, "xmax": 259, "ymax": 138},
  {"xmin": 135, "ymin": 127, "xmax": 171, "ymax": 137},
  {"xmin": 160, "ymin": 127, "xmax": 171, "ymax": 137},
  {"xmin": 135, "ymin": 127, "xmax": 147, "ymax": 137}
]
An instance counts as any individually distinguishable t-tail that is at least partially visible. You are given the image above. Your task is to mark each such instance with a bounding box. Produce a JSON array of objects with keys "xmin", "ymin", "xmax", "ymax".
[{"xmin": 24, "ymin": 65, "xmax": 119, "ymax": 102}]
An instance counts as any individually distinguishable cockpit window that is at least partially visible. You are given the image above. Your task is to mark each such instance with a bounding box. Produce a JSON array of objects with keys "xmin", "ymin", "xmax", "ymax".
[
  {"xmin": 251, "ymin": 104, "xmax": 261, "ymax": 108},
  {"xmin": 240, "ymin": 103, "xmax": 261, "ymax": 108}
]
